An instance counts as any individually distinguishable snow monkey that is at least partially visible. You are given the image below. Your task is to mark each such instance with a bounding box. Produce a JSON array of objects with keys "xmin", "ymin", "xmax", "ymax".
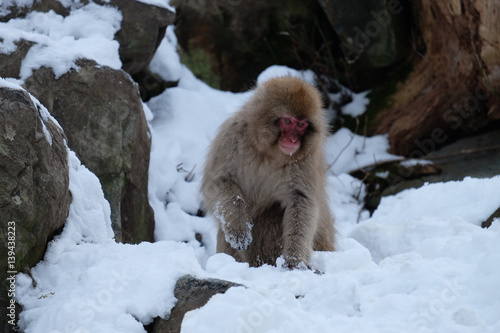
[{"xmin": 201, "ymin": 76, "xmax": 335, "ymax": 269}]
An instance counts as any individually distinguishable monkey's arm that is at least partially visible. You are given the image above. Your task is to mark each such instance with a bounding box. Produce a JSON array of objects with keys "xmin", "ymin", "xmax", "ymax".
[
  {"xmin": 282, "ymin": 187, "xmax": 319, "ymax": 269},
  {"xmin": 206, "ymin": 176, "xmax": 253, "ymax": 251}
]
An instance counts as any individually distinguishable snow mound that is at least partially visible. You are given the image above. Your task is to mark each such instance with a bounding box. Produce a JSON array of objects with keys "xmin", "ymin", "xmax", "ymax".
[{"xmin": 351, "ymin": 176, "xmax": 500, "ymax": 262}]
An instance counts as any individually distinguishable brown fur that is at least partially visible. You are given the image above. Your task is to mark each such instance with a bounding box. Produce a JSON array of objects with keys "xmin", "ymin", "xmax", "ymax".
[{"xmin": 201, "ymin": 76, "xmax": 335, "ymax": 268}]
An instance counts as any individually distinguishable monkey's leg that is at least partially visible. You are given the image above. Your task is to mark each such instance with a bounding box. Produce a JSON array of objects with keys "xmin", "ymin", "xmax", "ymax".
[
  {"xmin": 245, "ymin": 203, "xmax": 284, "ymax": 267},
  {"xmin": 313, "ymin": 228, "xmax": 335, "ymax": 252},
  {"xmin": 313, "ymin": 206, "xmax": 335, "ymax": 252}
]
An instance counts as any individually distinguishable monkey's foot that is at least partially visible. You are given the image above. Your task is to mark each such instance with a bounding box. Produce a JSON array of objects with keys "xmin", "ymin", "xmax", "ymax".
[{"xmin": 281, "ymin": 256, "xmax": 309, "ymax": 270}]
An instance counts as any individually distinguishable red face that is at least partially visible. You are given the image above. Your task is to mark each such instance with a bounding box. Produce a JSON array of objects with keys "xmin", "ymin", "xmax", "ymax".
[{"xmin": 278, "ymin": 116, "xmax": 309, "ymax": 155}]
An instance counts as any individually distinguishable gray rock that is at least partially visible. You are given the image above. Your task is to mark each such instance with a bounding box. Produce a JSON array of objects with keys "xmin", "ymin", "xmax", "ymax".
[
  {"xmin": 318, "ymin": 0, "xmax": 409, "ymax": 68},
  {"xmin": 358, "ymin": 129, "xmax": 500, "ymax": 212},
  {"xmin": 151, "ymin": 275, "xmax": 241, "ymax": 333},
  {"xmin": 23, "ymin": 60, "xmax": 154, "ymax": 244},
  {"xmin": 0, "ymin": 0, "xmax": 69, "ymax": 22},
  {"xmin": 105, "ymin": 0, "xmax": 175, "ymax": 76},
  {"xmin": 2, "ymin": 0, "xmax": 174, "ymax": 79},
  {"xmin": 0, "ymin": 86, "xmax": 71, "ymax": 328},
  {"xmin": 0, "ymin": 39, "xmax": 34, "ymax": 79},
  {"xmin": 424, "ymin": 129, "xmax": 500, "ymax": 181},
  {"xmin": 171, "ymin": 0, "xmax": 331, "ymax": 92},
  {"xmin": 134, "ymin": 67, "xmax": 179, "ymax": 102}
]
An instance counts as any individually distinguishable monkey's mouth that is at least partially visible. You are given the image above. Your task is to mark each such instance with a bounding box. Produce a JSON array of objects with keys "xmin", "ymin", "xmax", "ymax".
[{"xmin": 279, "ymin": 140, "xmax": 300, "ymax": 155}]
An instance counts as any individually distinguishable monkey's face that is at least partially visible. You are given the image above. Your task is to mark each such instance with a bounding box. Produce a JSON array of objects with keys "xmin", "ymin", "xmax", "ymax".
[
  {"xmin": 246, "ymin": 76, "xmax": 325, "ymax": 159},
  {"xmin": 278, "ymin": 116, "xmax": 309, "ymax": 155}
]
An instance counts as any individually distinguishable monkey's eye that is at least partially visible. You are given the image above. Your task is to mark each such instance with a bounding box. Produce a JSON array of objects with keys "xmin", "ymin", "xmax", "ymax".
[
  {"xmin": 298, "ymin": 121, "xmax": 305, "ymax": 127},
  {"xmin": 284, "ymin": 117, "xmax": 292, "ymax": 124}
]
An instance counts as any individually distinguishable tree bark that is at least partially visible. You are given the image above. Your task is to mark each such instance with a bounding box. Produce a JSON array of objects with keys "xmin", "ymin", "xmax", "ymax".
[{"xmin": 373, "ymin": 0, "xmax": 500, "ymax": 156}]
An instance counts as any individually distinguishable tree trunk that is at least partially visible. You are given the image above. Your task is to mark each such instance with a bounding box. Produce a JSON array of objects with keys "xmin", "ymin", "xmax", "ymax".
[{"xmin": 373, "ymin": 0, "xmax": 500, "ymax": 156}]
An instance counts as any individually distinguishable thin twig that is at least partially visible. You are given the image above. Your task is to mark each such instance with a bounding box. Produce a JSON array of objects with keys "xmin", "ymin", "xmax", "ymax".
[{"xmin": 328, "ymin": 119, "xmax": 359, "ymax": 171}]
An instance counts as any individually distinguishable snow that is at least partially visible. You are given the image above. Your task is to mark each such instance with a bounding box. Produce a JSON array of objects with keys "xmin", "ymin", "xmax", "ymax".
[
  {"xmin": 338, "ymin": 90, "xmax": 370, "ymax": 118},
  {"xmin": 0, "ymin": 0, "xmax": 34, "ymax": 17},
  {"xmin": 0, "ymin": 2, "xmax": 122, "ymax": 80},
  {"xmin": 0, "ymin": 77, "xmax": 25, "ymax": 91},
  {"xmin": 400, "ymin": 158, "xmax": 434, "ymax": 167},
  {"xmin": 3, "ymin": 3, "xmax": 499, "ymax": 333},
  {"xmin": 136, "ymin": 0, "xmax": 175, "ymax": 12},
  {"xmin": 148, "ymin": 25, "xmax": 182, "ymax": 82},
  {"xmin": 325, "ymin": 127, "xmax": 400, "ymax": 174},
  {"xmin": 350, "ymin": 177, "xmax": 500, "ymax": 263},
  {"xmin": 16, "ymin": 135, "xmax": 204, "ymax": 333}
]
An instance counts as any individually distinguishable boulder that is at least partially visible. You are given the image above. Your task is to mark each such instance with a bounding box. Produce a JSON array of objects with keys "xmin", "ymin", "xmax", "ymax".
[
  {"xmin": 318, "ymin": 0, "xmax": 410, "ymax": 88},
  {"xmin": 1, "ymin": 0, "xmax": 170, "ymax": 243},
  {"xmin": 0, "ymin": 39, "xmax": 34, "ymax": 79},
  {"xmin": 106, "ymin": 0, "xmax": 175, "ymax": 76},
  {"xmin": 23, "ymin": 60, "xmax": 154, "ymax": 244},
  {"xmin": 171, "ymin": 0, "xmax": 333, "ymax": 92},
  {"xmin": 1, "ymin": 0, "xmax": 175, "ymax": 80},
  {"xmin": 151, "ymin": 275, "xmax": 241, "ymax": 333},
  {"xmin": 0, "ymin": 86, "xmax": 71, "ymax": 326}
]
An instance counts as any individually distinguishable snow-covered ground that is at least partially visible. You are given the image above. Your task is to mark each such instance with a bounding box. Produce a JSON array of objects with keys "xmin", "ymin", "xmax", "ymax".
[{"xmin": 3, "ymin": 2, "xmax": 500, "ymax": 332}]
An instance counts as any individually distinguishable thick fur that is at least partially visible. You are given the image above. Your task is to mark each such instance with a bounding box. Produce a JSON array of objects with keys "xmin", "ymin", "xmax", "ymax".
[{"xmin": 201, "ymin": 76, "xmax": 335, "ymax": 268}]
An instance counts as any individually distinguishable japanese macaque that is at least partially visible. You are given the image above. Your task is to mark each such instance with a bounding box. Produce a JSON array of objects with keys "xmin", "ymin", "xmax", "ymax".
[{"xmin": 201, "ymin": 76, "xmax": 335, "ymax": 269}]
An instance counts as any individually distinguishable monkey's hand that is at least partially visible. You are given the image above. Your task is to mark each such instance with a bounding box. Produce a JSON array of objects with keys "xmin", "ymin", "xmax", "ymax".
[
  {"xmin": 223, "ymin": 218, "xmax": 253, "ymax": 251},
  {"xmin": 214, "ymin": 199, "xmax": 253, "ymax": 251}
]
